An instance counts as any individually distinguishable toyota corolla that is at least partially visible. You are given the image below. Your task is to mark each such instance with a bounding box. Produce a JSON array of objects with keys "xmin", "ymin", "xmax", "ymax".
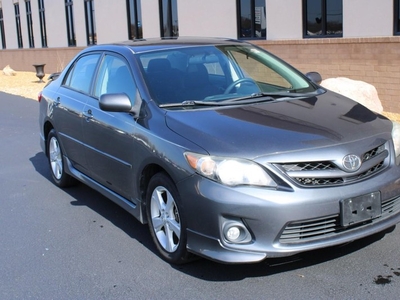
[{"xmin": 38, "ymin": 37, "xmax": 400, "ymax": 264}]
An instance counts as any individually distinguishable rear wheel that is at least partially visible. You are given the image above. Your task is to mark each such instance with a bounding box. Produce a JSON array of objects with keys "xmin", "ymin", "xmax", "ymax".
[
  {"xmin": 47, "ymin": 129, "xmax": 76, "ymax": 187},
  {"xmin": 146, "ymin": 173, "xmax": 192, "ymax": 264}
]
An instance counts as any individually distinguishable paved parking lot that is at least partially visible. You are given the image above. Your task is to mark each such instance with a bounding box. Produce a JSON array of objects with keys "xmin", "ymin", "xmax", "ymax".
[{"xmin": 1, "ymin": 92, "xmax": 400, "ymax": 299}]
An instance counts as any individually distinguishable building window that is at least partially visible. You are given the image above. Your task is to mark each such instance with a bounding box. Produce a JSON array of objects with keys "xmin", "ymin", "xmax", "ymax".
[
  {"xmin": 84, "ymin": 0, "xmax": 96, "ymax": 45},
  {"xmin": 38, "ymin": 0, "xmax": 47, "ymax": 47},
  {"xmin": 303, "ymin": 0, "xmax": 343, "ymax": 38},
  {"xmin": 127, "ymin": 0, "xmax": 143, "ymax": 39},
  {"xmin": 0, "ymin": 7, "xmax": 6, "ymax": 49},
  {"xmin": 159, "ymin": 0, "xmax": 178, "ymax": 37},
  {"xmin": 395, "ymin": 0, "xmax": 400, "ymax": 35},
  {"xmin": 25, "ymin": 0, "xmax": 34, "ymax": 48},
  {"xmin": 65, "ymin": 0, "xmax": 76, "ymax": 46},
  {"xmin": 237, "ymin": 0, "xmax": 266, "ymax": 39},
  {"xmin": 14, "ymin": 3, "xmax": 23, "ymax": 48}
]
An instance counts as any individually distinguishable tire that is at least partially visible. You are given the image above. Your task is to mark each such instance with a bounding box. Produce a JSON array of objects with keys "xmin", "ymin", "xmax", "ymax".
[
  {"xmin": 47, "ymin": 129, "xmax": 77, "ymax": 188},
  {"xmin": 146, "ymin": 172, "xmax": 193, "ymax": 264}
]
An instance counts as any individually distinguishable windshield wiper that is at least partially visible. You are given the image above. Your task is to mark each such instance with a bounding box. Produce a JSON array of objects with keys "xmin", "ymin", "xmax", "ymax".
[
  {"xmin": 159, "ymin": 100, "xmax": 226, "ymax": 108},
  {"xmin": 223, "ymin": 89, "xmax": 325, "ymax": 103},
  {"xmin": 160, "ymin": 95, "xmax": 282, "ymax": 108},
  {"xmin": 159, "ymin": 90, "xmax": 316, "ymax": 108},
  {"xmin": 258, "ymin": 88, "xmax": 326, "ymax": 98},
  {"xmin": 252, "ymin": 91, "xmax": 307, "ymax": 98},
  {"xmin": 220, "ymin": 92, "xmax": 306, "ymax": 103}
]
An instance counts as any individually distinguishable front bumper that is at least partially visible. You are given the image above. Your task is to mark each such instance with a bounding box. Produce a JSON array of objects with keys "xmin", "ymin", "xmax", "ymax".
[{"xmin": 177, "ymin": 167, "xmax": 400, "ymax": 264}]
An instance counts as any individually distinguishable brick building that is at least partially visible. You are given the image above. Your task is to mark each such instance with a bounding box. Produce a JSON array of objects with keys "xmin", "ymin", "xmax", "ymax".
[{"xmin": 0, "ymin": 0, "xmax": 399, "ymax": 112}]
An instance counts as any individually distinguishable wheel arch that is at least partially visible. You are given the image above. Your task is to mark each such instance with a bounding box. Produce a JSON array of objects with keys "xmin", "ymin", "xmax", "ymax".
[
  {"xmin": 137, "ymin": 151, "xmax": 194, "ymax": 213},
  {"xmin": 43, "ymin": 120, "xmax": 55, "ymax": 156},
  {"xmin": 139, "ymin": 163, "xmax": 172, "ymax": 208}
]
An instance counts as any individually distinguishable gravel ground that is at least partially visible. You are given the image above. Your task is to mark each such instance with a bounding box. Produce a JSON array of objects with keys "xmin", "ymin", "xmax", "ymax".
[
  {"xmin": 0, "ymin": 72, "xmax": 47, "ymax": 100},
  {"xmin": 1, "ymin": 71, "xmax": 399, "ymax": 122}
]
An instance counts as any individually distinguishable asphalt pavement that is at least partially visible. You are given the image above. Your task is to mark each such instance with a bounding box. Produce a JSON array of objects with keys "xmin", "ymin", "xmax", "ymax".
[{"xmin": 1, "ymin": 92, "xmax": 400, "ymax": 299}]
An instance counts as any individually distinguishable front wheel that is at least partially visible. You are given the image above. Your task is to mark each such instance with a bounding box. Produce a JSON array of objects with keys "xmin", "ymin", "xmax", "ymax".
[
  {"xmin": 146, "ymin": 173, "xmax": 193, "ymax": 264},
  {"xmin": 47, "ymin": 129, "xmax": 76, "ymax": 188}
]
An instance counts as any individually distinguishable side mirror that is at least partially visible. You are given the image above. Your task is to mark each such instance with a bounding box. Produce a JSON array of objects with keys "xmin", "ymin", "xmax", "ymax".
[
  {"xmin": 305, "ymin": 72, "xmax": 322, "ymax": 85},
  {"xmin": 99, "ymin": 93, "xmax": 132, "ymax": 112}
]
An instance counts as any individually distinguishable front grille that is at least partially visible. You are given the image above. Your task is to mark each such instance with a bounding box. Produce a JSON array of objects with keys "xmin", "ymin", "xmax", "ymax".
[
  {"xmin": 356, "ymin": 161, "xmax": 384, "ymax": 179},
  {"xmin": 275, "ymin": 144, "xmax": 388, "ymax": 187},
  {"xmin": 363, "ymin": 145, "xmax": 384, "ymax": 162},
  {"xmin": 282, "ymin": 161, "xmax": 335, "ymax": 172},
  {"xmin": 279, "ymin": 196, "xmax": 400, "ymax": 244},
  {"xmin": 293, "ymin": 162, "xmax": 385, "ymax": 187},
  {"xmin": 295, "ymin": 177, "xmax": 344, "ymax": 186}
]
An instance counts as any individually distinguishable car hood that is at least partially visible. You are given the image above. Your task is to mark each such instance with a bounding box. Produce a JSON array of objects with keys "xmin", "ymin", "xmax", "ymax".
[{"xmin": 165, "ymin": 91, "xmax": 392, "ymax": 158}]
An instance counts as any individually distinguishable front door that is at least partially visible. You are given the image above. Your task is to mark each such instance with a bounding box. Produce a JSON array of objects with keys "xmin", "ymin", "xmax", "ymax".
[{"xmin": 82, "ymin": 54, "xmax": 138, "ymax": 198}]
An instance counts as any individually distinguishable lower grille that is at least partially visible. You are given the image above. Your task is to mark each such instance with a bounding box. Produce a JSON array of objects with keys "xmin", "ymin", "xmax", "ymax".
[
  {"xmin": 382, "ymin": 196, "xmax": 400, "ymax": 215},
  {"xmin": 279, "ymin": 196, "xmax": 400, "ymax": 244},
  {"xmin": 279, "ymin": 215, "xmax": 340, "ymax": 243}
]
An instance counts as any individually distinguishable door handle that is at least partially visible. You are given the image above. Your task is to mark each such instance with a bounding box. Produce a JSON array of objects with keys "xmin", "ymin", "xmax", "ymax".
[
  {"xmin": 54, "ymin": 97, "xmax": 61, "ymax": 107},
  {"xmin": 83, "ymin": 109, "xmax": 93, "ymax": 121}
]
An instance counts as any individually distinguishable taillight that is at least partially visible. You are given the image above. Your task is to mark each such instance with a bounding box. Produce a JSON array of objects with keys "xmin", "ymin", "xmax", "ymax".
[{"xmin": 38, "ymin": 91, "xmax": 42, "ymax": 102}]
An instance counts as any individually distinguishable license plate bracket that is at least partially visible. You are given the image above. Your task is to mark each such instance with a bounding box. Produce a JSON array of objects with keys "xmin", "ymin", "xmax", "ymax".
[{"xmin": 340, "ymin": 192, "xmax": 381, "ymax": 227}]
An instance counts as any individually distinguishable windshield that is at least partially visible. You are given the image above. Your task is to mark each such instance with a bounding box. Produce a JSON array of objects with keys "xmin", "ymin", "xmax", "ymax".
[{"xmin": 137, "ymin": 44, "xmax": 317, "ymax": 106}]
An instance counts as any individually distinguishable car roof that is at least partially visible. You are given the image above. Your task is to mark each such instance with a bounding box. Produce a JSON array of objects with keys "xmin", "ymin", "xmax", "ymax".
[{"xmin": 86, "ymin": 37, "xmax": 250, "ymax": 54}]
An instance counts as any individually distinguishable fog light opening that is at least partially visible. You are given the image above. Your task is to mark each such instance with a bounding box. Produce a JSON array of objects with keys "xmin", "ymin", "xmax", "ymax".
[{"xmin": 223, "ymin": 221, "xmax": 251, "ymax": 244}]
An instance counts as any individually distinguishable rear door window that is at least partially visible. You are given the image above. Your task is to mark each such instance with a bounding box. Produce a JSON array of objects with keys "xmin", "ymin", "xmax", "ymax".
[{"xmin": 63, "ymin": 53, "xmax": 101, "ymax": 94}]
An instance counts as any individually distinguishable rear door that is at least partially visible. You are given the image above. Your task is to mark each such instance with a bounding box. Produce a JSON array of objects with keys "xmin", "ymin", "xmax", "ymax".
[
  {"xmin": 81, "ymin": 53, "xmax": 138, "ymax": 198},
  {"xmin": 54, "ymin": 53, "xmax": 101, "ymax": 173}
]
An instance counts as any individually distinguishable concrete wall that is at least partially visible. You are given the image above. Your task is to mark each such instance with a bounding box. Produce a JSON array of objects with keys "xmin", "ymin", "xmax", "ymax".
[
  {"xmin": 266, "ymin": 0, "xmax": 302, "ymax": 40},
  {"xmin": 178, "ymin": 0, "xmax": 237, "ymax": 38},
  {"xmin": 73, "ymin": 0, "xmax": 87, "ymax": 47},
  {"xmin": 45, "ymin": 0, "xmax": 69, "ymax": 47},
  {"xmin": 2, "ymin": 0, "xmax": 399, "ymax": 47},
  {"xmin": 30, "ymin": 0, "xmax": 41, "ymax": 47},
  {"xmin": 19, "ymin": 2, "xmax": 28, "ymax": 48},
  {"xmin": 343, "ymin": 0, "xmax": 393, "ymax": 38},
  {"xmin": 95, "ymin": 0, "xmax": 128, "ymax": 44},
  {"xmin": 2, "ymin": 0, "xmax": 18, "ymax": 49},
  {"xmin": 141, "ymin": 0, "xmax": 160, "ymax": 38}
]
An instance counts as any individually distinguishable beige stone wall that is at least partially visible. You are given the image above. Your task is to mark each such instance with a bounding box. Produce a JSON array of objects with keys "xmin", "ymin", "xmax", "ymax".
[
  {"xmin": 0, "ymin": 47, "xmax": 83, "ymax": 74},
  {"xmin": 1, "ymin": 37, "xmax": 400, "ymax": 113},
  {"xmin": 253, "ymin": 37, "xmax": 400, "ymax": 114}
]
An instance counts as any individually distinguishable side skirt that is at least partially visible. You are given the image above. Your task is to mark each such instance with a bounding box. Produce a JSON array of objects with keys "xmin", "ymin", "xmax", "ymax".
[{"xmin": 63, "ymin": 155, "xmax": 146, "ymax": 224}]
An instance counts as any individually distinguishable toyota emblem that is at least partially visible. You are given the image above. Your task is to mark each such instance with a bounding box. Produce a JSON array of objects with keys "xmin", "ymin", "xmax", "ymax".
[{"xmin": 342, "ymin": 154, "xmax": 362, "ymax": 172}]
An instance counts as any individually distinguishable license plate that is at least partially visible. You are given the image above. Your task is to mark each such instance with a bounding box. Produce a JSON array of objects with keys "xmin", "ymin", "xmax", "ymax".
[{"xmin": 340, "ymin": 192, "xmax": 381, "ymax": 227}]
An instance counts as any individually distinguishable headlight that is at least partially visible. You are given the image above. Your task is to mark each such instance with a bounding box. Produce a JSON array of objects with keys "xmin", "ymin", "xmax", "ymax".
[
  {"xmin": 184, "ymin": 152, "xmax": 277, "ymax": 187},
  {"xmin": 392, "ymin": 121, "xmax": 400, "ymax": 160}
]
